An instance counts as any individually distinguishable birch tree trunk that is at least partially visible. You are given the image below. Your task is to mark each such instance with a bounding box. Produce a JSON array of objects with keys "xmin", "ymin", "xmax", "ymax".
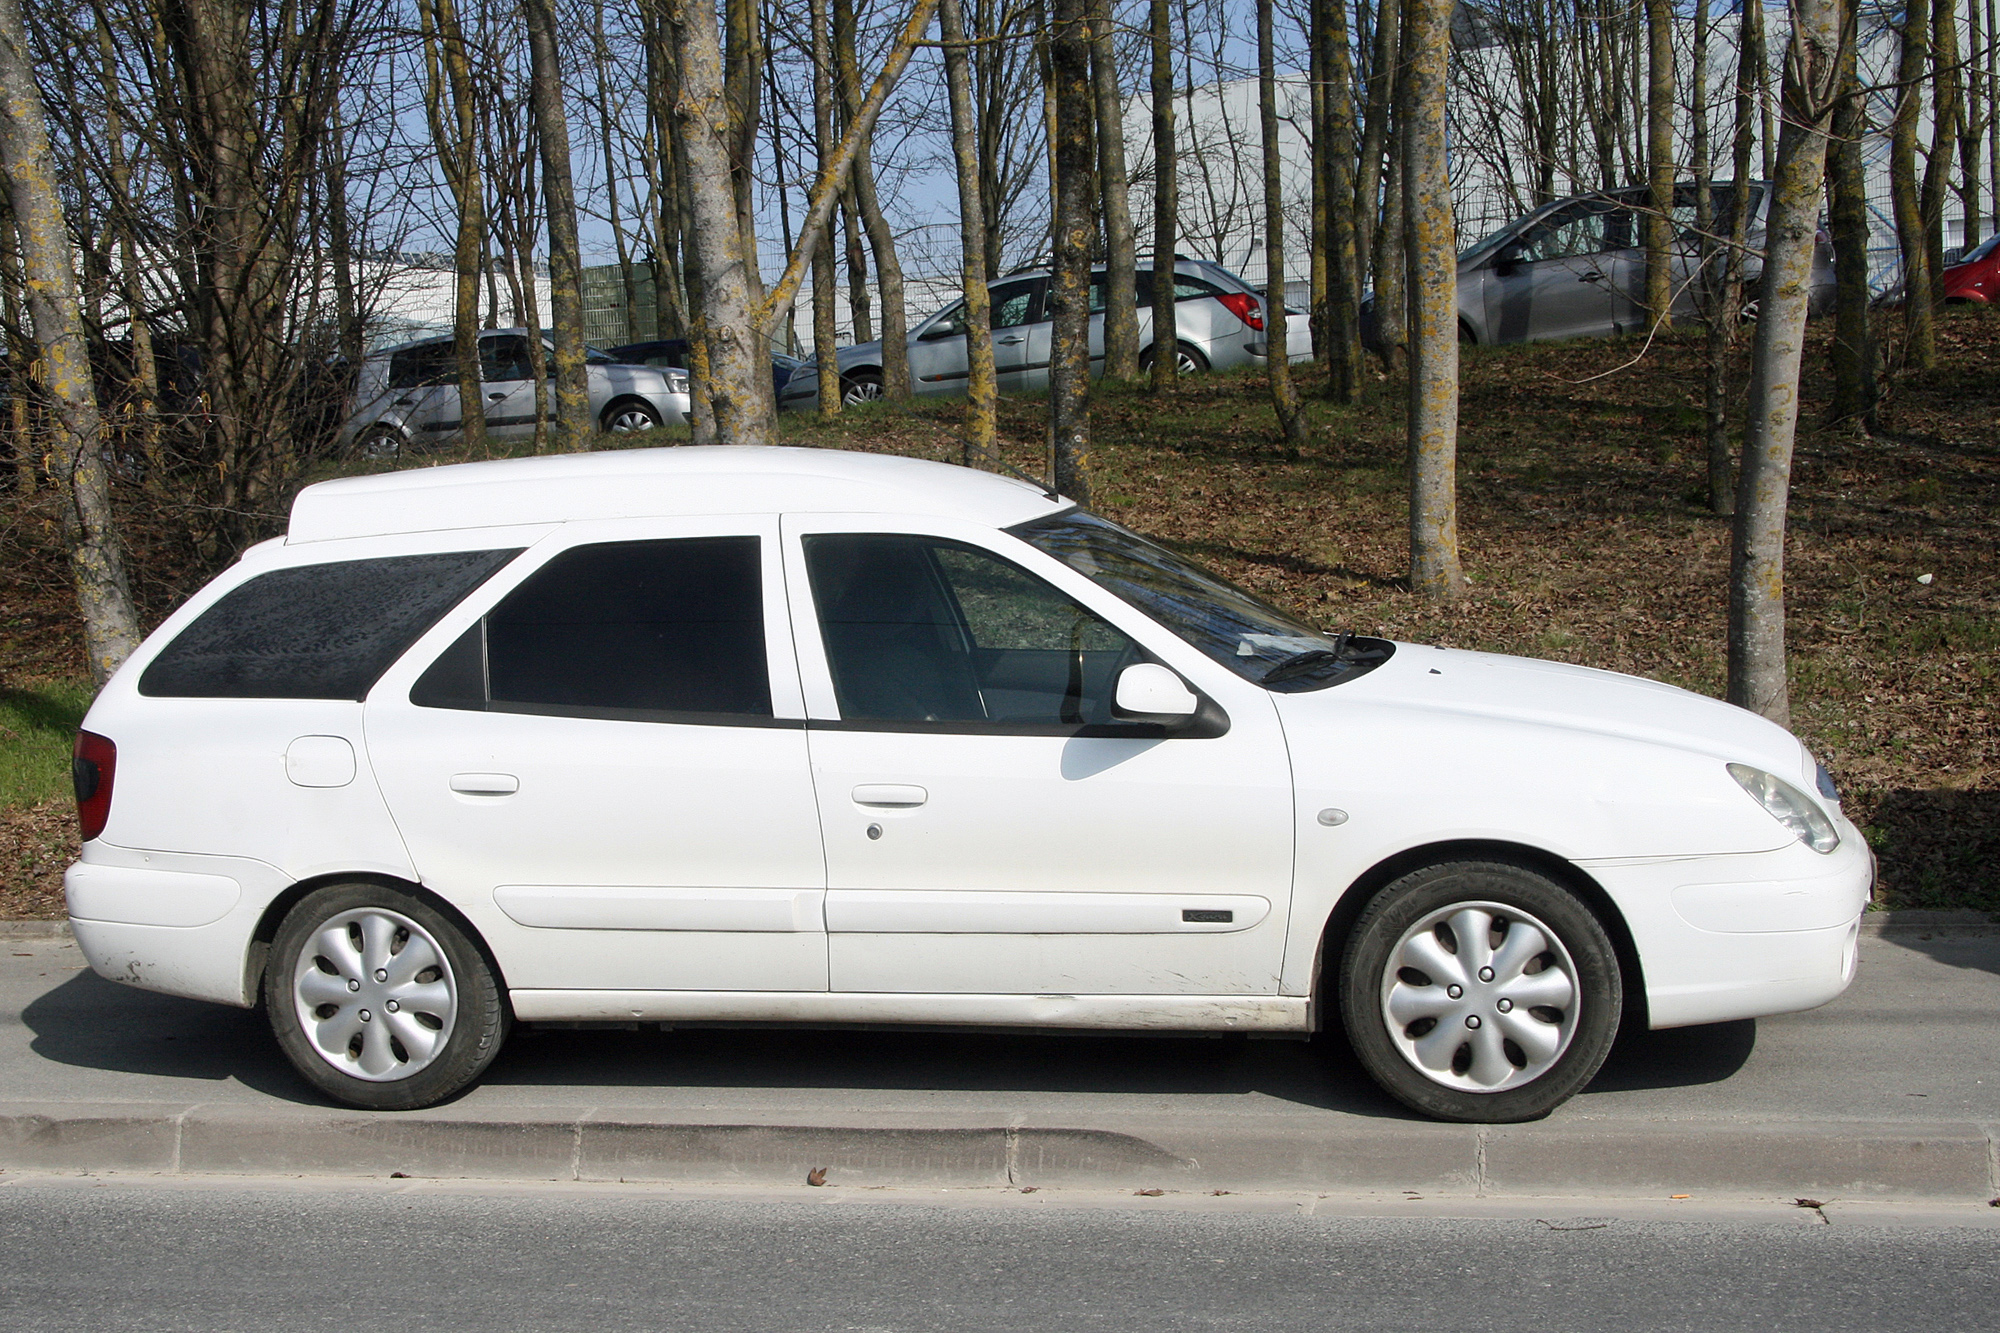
[
  {"xmin": 1148, "ymin": 0, "xmax": 1177, "ymax": 395},
  {"xmin": 940, "ymin": 0, "xmax": 999, "ymax": 463},
  {"xmin": 1258, "ymin": 0, "xmax": 1304, "ymax": 446},
  {"xmin": 1049, "ymin": 0, "xmax": 1094, "ymax": 501},
  {"xmin": 0, "ymin": 0, "xmax": 140, "ymax": 682},
  {"xmin": 1089, "ymin": 0, "xmax": 1139, "ymax": 380},
  {"xmin": 1729, "ymin": 0, "xmax": 1844, "ymax": 727},
  {"xmin": 1402, "ymin": 0, "xmax": 1461, "ymax": 598},
  {"xmin": 525, "ymin": 0, "xmax": 592, "ymax": 450}
]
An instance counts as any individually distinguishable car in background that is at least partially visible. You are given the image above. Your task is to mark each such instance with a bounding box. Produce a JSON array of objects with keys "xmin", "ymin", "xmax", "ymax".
[
  {"xmin": 779, "ymin": 258, "xmax": 1313, "ymax": 409},
  {"xmin": 337, "ymin": 329, "xmax": 691, "ymax": 457},
  {"xmin": 603, "ymin": 338, "xmax": 803, "ymax": 396},
  {"xmin": 1365, "ymin": 182, "xmax": 1835, "ymax": 348},
  {"xmin": 1940, "ymin": 232, "xmax": 2000, "ymax": 302}
]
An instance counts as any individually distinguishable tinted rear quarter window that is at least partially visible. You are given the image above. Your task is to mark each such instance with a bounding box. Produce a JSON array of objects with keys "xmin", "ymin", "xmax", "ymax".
[{"xmin": 139, "ymin": 550, "xmax": 520, "ymax": 700}]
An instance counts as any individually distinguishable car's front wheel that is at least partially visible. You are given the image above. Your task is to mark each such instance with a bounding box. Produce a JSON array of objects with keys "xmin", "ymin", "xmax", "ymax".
[
  {"xmin": 265, "ymin": 883, "xmax": 508, "ymax": 1110},
  {"xmin": 1139, "ymin": 341, "xmax": 1208, "ymax": 376},
  {"xmin": 601, "ymin": 397, "xmax": 665, "ymax": 434},
  {"xmin": 1339, "ymin": 860, "xmax": 1621, "ymax": 1122},
  {"xmin": 840, "ymin": 370, "xmax": 884, "ymax": 405}
]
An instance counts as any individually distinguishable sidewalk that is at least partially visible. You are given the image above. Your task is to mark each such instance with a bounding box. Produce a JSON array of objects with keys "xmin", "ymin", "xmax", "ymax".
[{"xmin": 2, "ymin": 919, "xmax": 1995, "ymax": 1200}]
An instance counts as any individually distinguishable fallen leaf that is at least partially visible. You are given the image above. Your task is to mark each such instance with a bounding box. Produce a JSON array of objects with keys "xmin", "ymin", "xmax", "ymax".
[
  {"xmin": 1135, "ymin": 1188, "xmax": 1164, "ymax": 1197},
  {"xmin": 806, "ymin": 1167, "xmax": 827, "ymax": 1187},
  {"xmin": 1794, "ymin": 1198, "xmax": 1824, "ymax": 1209}
]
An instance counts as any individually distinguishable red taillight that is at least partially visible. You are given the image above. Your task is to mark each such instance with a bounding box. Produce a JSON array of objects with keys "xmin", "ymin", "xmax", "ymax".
[
  {"xmin": 1217, "ymin": 291, "xmax": 1264, "ymax": 331},
  {"xmin": 73, "ymin": 730, "xmax": 116, "ymax": 842}
]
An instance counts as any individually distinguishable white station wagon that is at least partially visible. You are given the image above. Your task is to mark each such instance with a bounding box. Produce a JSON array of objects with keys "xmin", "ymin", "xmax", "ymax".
[{"xmin": 66, "ymin": 447, "xmax": 1870, "ymax": 1122}]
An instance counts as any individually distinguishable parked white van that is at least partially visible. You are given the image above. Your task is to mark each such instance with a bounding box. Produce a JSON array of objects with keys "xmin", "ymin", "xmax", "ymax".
[{"xmin": 66, "ymin": 447, "xmax": 1869, "ymax": 1121}]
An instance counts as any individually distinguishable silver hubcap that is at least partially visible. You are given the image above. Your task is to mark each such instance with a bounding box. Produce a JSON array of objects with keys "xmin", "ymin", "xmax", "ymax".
[
  {"xmin": 604, "ymin": 407, "xmax": 658, "ymax": 433},
  {"xmin": 291, "ymin": 907, "xmax": 458, "ymax": 1082},
  {"xmin": 1176, "ymin": 351, "xmax": 1200, "ymax": 374},
  {"xmin": 1379, "ymin": 901, "xmax": 1579, "ymax": 1093},
  {"xmin": 842, "ymin": 379, "xmax": 882, "ymax": 405}
]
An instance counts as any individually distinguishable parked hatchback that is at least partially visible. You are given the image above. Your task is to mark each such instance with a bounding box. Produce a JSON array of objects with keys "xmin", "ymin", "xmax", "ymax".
[
  {"xmin": 1941, "ymin": 232, "xmax": 2000, "ymax": 302},
  {"xmin": 1366, "ymin": 182, "xmax": 1835, "ymax": 347},
  {"xmin": 780, "ymin": 259, "xmax": 1311, "ymax": 408},
  {"xmin": 336, "ymin": 329, "xmax": 692, "ymax": 456},
  {"xmin": 67, "ymin": 447, "xmax": 1867, "ymax": 1122}
]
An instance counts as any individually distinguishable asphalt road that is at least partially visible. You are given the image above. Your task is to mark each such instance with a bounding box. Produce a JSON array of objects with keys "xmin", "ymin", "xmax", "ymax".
[
  {"xmin": 4, "ymin": 928, "xmax": 1995, "ymax": 1123},
  {"xmin": 1, "ymin": 1175, "xmax": 1995, "ymax": 1332}
]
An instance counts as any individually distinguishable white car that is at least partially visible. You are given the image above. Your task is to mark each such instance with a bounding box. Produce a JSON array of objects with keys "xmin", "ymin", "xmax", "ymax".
[{"xmin": 65, "ymin": 447, "xmax": 1869, "ymax": 1122}]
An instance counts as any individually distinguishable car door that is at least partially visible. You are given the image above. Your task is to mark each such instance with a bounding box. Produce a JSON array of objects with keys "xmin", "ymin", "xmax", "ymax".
[
  {"xmin": 989, "ymin": 278, "xmax": 1047, "ymax": 392},
  {"xmin": 477, "ymin": 333, "xmax": 542, "ymax": 443},
  {"xmin": 384, "ymin": 341, "xmax": 460, "ymax": 444},
  {"xmin": 782, "ymin": 515, "xmax": 1296, "ymax": 997},
  {"xmin": 364, "ymin": 517, "xmax": 827, "ymax": 994},
  {"xmin": 1483, "ymin": 199, "xmax": 1624, "ymax": 343}
]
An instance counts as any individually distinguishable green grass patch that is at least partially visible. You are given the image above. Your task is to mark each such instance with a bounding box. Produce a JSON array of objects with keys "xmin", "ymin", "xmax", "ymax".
[{"xmin": 0, "ymin": 679, "xmax": 92, "ymax": 809}]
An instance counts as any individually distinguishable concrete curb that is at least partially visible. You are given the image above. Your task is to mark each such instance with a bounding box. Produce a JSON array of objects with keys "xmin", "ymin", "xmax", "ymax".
[
  {"xmin": 0, "ymin": 921, "xmax": 71, "ymax": 940},
  {"xmin": 0, "ymin": 1103, "xmax": 1992, "ymax": 1201}
]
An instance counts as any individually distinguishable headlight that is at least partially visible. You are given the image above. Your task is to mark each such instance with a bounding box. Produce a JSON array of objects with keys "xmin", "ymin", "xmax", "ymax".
[
  {"xmin": 1727, "ymin": 763, "xmax": 1840, "ymax": 853},
  {"xmin": 661, "ymin": 368, "xmax": 690, "ymax": 394}
]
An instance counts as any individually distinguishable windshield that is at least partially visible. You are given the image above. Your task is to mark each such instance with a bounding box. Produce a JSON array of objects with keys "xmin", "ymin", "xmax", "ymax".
[
  {"xmin": 1012, "ymin": 510, "xmax": 1391, "ymax": 691},
  {"xmin": 1957, "ymin": 232, "xmax": 2000, "ymax": 265}
]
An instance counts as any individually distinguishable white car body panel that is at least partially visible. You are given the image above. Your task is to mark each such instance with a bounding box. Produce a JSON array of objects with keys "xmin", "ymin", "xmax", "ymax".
[{"xmin": 67, "ymin": 445, "xmax": 1867, "ymax": 1061}]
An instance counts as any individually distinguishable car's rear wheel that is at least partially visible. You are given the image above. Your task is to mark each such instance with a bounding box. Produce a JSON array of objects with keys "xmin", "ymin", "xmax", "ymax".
[
  {"xmin": 1139, "ymin": 341, "xmax": 1208, "ymax": 376},
  {"xmin": 840, "ymin": 370, "xmax": 884, "ymax": 405},
  {"xmin": 265, "ymin": 883, "xmax": 508, "ymax": 1110},
  {"xmin": 601, "ymin": 397, "xmax": 664, "ymax": 434},
  {"xmin": 1339, "ymin": 860, "xmax": 1621, "ymax": 1122},
  {"xmin": 356, "ymin": 426, "xmax": 404, "ymax": 461}
]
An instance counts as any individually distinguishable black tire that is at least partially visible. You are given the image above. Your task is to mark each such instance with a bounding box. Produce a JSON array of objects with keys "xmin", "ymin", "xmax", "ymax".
[
  {"xmin": 1138, "ymin": 341, "xmax": 1209, "ymax": 375},
  {"xmin": 356, "ymin": 426, "xmax": 404, "ymax": 461},
  {"xmin": 1338, "ymin": 860, "xmax": 1621, "ymax": 1123},
  {"xmin": 840, "ymin": 370, "xmax": 884, "ymax": 406},
  {"xmin": 265, "ymin": 882, "xmax": 509, "ymax": 1110},
  {"xmin": 601, "ymin": 397, "xmax": 665, "ymax": 434}
]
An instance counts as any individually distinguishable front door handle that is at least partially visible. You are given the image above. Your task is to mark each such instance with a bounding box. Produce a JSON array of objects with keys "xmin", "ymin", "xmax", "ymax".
[
  {"xmin": 487, "ymin": 391, "xmax": 507, "ymax": 400},
  {"xmin": 450, "ymin": 772, "xmax": 519, "ymax": 796},
  {"xmin": 1579, "ymin": 270, "xmax": 1603, "ymax": 283},
  {"xmin": 997, "ymin": 335, "xmax": 1026, "ymax": 345},
  {"xmin": 852, "ymin": 784, "xmax": 927, "ymax": 808}
]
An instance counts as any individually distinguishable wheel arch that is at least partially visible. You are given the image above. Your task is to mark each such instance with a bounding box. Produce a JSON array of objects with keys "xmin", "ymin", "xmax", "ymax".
[
  {"xmin": 598, "ymin": 393, "xmax": 663, "ymax": 429},
  {"xmin": 245, "ymin": 872, "xmax": 512, "ymax": 1012},
  {"xmin": 1311, "ymin": 838, "xmax": 1647, "ymax": 1034}
]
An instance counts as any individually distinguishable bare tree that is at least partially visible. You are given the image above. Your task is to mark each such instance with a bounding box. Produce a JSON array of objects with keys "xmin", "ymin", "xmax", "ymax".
[
  {"xmin": 1049, "ymin": 0, "xmax": 1094, "ymax": 500},
  {"xmin": 1403, "ymin": 0, "xmax": 1461, "ymax": 598},
  {"xmin": 1642, "ymin": 0, "xmax": 1674, "ymax": 327},
  {"xmin": 1729, "ymin": 0, "xmax": 1844, "ymax": 726},
  {"xmin": 834, "ymin": 0, "xmax": 911, "ymax": 398},
  {"xmin": 810, "ymin": 0, "xmax": 844, "ymax": 415},
  {"xmin": 423, "ymin": 0, "xmax": 490, "ymax": 455},
  {"xmin": 1890, "ymin": 0, "xmax": 1935, "ymax": 367},
  {"xmin": 1313, "ymin": 0, "xmax": 1360, "ymax": 403},
  {"xmin": 1089, "ymin": 0, "xmax": 1139, "ymax": 379},
  {"xmin": 1258, "ymin": 0, "xmax": 1304, "ymax": 445},
  {"xmin": 1148, "ymin": 0, "xmax": 1177, "ymax": 394},
  {"xmin": 0, "ymin": 0, "xmax": 141, "ymax": 680},
  {"xmin": 940, "ymin": 0, "xmax": 1000, "ymax": 461},
  {"xmin": 524, "ymin": 0, "xmax": 591, "ymax": 449},
  {"xmin": 1826, "ymin": 0, "xmax": 1876, "ymax": 431}
]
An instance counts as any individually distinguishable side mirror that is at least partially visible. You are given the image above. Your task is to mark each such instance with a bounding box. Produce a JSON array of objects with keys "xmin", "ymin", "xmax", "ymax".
[
  {"xmin": 1493, "ymin": 243, "xmax": 1525, "ymax": 273},
  {"xmin": 1113, "ymin": 663, "xmax": 1199, "ymax": 719}
]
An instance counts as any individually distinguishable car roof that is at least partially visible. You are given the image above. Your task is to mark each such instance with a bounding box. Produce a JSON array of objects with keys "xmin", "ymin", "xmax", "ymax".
[{"xmin": 286, "ymin": 446, "xmax": 1068, "ymax": 544}]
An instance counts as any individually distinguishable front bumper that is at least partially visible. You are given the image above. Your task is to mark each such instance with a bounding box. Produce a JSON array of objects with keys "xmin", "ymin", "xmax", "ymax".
[{"xmin": 1582, "ymin": 822, "xmax": 1873, "ymax": 1029}]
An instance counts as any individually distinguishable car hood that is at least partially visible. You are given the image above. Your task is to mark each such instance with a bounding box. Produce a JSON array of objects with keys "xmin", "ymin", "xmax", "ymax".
[{"xmin": 1284, "ymin": 642, "xmax": 1810, "ymax": 780}]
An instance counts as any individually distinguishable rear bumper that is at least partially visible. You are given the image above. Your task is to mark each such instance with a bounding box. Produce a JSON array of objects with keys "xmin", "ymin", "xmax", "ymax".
[{"xmin": 66, "ymin": 845, "xmax": 291, "ymax": 1008}]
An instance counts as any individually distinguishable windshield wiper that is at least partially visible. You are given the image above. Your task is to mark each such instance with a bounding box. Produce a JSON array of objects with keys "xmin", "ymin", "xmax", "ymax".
[{"xmin": 1259, "ymin": 633, "xmax": 1389, "ymax": 687}]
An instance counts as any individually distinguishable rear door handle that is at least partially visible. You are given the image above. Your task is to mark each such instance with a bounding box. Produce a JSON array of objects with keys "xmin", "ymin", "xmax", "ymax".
[
  {"xmin": 1579, "ymin": 270, "xmax": 1603, "ymax": 283},
  {"xmin": 997, "ymin": 335, "xmax": 1025, "ymax": 345},
  {"xmin": 852, "ymin": 784, "xmax": 927, "ymax": 808},
  {"xmin": 487, "ymin": 391, "xmax": 507, "ymax": 400},
  {"xmin": 450, "ymin": 772, "xmax": 519, "ymax": 796}
]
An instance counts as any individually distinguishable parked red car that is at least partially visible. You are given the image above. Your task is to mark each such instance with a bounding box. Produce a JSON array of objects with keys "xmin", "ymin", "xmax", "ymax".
[{"xmin": 1941, "ymin": 233, "xmax": 2000, "ymax": 302}]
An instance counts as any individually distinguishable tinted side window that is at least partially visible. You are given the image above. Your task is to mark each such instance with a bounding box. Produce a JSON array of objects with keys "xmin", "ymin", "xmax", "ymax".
[
  {"xmin": 479, "ymin": 335, "xmax": 536, "ymax": 382},
  {"xmin": 387, "ymin": 342, "xmax": 454, "ymax": 389},
  {"xmin": 140, "ymin": 550, "xmax": 520, "ymax": 700},
  {"xmin": 415, "ymin": 537, "xmax": 772, "ymax": 720},
  {"xmin": 805, "ymin": 534, "xmax": 1133, "ymax": 728},
  {"xmin": 991, "ymin": 280, "xmax": 1040, "ymax": 328}
]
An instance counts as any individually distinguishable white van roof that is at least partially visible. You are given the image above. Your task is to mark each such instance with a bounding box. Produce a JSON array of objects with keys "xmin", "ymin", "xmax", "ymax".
[{"xmin": 286, "ymin": 446, "xmax": 1068, "ymax": 544}]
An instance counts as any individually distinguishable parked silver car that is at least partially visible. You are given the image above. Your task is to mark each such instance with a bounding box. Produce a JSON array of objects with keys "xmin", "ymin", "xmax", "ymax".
[
  {"xmin": 779, "ymin": 259, "xmax": 1312, "ymax": 409},
  {"xmin": 337, "ymin": 329, "xmax": 692, "ymax": 456},
  {"xmin": 1365, "ymin": 182, "xmax": 1835, "ymax": 348}
]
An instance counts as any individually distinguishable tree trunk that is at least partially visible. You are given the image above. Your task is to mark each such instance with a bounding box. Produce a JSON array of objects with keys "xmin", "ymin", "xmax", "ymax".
[
  {"xmin": 1642, "ymin": 0, "xmax": 1674, "ymax": 329},
  {"xmin": 1891, "ymin": 0, "xmax": 1935, "ymax": 367},
  {"xmin": 1729, "ymin": 0, "xmax": 1843, "ymax": 727},
  {"xmin": 833, "ymin": 0, "xmax": 911, "ymax": 398},
  {"xmin": 725, "ymin": 0, "xmax": 765, "ymax": 308},
  {"xmin": 1961, "ymin": 0, "xmax": 1985, "ymax": 248},
  {"xmin": 1709, "ymin": 0, "xmax": 1759, "ymax": 515},
  {"xmin": 1921, "ymin": 0, "xmax": 1962, "ymax": 286},
  {"xmin": 1258, "ymin": 0, "xmax": 1305, "ymax": 446},
  {"xmin": 1355, "ymin": 0, "xmax": 1399, "ymax": 291},
  {"xmin": 423, "ymin": 0, "xmax": 487, "ymax": 455},
  {"xmin": 1089, "ymin": 0, "xmax": 1139, "ymax": 380},
  {"xmin": 1402, "ymin": 0, "xmax": 1460, "ymax": 599},
  {"xmin": 0, "ymin": 0, "xmax": 141, "ymax": 681},
  {"xmin": 1315, "ymin": 0, "xmax": 1361, "ymax": 403},
  {"xmin": 1148, "ymin": 0, "xmax": 1177, "ymax": 395},
  {"xmin": 1049, "ymin": 0, "xmax": 1094, "ymax": 501},
  {"xmin": 940, "ymin": 0, "xmax": 999, "ymax": 464},
  {"xmin": 811, "ymin": 0, "xmax": 843, "ymax": 416},
  {"xmin": 1827, "ymin": 0, "xmax": 1877, "ymax": 431},
  {"xmin": 594, "ymin": 0, "xmax": 642, "ymax": 345},
  {"xmin": 1372, "ymin": 112, "xmax": 1407, "ymax": 376},
  {"xmin": 1693, "ymin": 0, "xmax": 1728, "ymax": 509},
  {"xmin": 667, "ymin": 0, "xmax": 779, "ymax": 445},
  {"xmin": 525, "ymin": 0, "xmax": 592, "ymax": 450}
]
